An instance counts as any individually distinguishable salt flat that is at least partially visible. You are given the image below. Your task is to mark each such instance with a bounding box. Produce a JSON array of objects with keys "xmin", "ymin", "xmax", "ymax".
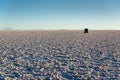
[{"xmin": 0, "ymin": 30, "xmax": 120, "ymax": 80}]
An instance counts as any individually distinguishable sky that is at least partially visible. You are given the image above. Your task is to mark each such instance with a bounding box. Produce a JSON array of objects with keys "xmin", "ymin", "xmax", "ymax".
[{"xmin": 0, "ymin": 0, "xmax": 120, "ymax": 30}]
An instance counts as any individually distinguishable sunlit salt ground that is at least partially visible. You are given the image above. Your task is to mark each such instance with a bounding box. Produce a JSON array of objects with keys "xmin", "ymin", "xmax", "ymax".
[{"xmin": 0, "ymin": 30, "xmax": 120, "ymax": 80}]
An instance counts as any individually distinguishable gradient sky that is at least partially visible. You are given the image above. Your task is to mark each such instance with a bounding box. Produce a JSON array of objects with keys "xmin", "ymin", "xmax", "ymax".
[{"xmin": 0, "ymin": 0, "xmax": 120, "ymax": 30}]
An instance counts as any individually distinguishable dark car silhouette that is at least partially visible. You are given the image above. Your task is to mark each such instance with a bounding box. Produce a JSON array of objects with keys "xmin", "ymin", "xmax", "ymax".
[{"xmin": 84, "ymin": 28, "xmax": 89, "ymax": 33}]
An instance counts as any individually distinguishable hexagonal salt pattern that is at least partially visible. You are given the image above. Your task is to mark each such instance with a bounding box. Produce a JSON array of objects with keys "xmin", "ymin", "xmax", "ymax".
[{"xmin": 0, "ymin": 30, "xmax": 120, "ymax": 79}]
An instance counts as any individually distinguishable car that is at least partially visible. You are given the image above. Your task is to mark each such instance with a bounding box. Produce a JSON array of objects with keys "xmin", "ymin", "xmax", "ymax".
[{"xmin": 84, "ymin": 28, "xmax": 89, "ymax": 33}]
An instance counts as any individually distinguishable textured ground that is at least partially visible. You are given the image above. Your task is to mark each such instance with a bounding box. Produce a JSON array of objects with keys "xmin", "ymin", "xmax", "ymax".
[{"xmin": 0, "ymin": 30, "xmax": 120, "ymax": 80}]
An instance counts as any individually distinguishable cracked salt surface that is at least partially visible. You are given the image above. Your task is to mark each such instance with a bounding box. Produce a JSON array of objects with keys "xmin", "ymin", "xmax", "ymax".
[{"xmin": 0, "ymin": 30, "xmax": 120, "ymax": 79}]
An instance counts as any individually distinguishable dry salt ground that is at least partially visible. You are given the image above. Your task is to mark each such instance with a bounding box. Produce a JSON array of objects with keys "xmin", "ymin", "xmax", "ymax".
[{"xmin": 0, "ymin": 30, "xmax": 120, "ymax": 80}]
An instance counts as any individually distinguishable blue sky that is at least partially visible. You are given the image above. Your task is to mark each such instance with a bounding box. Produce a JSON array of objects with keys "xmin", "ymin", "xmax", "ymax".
[{"xmin": 0, "ymin": 0, "xmax": 120, "ymax": 30}]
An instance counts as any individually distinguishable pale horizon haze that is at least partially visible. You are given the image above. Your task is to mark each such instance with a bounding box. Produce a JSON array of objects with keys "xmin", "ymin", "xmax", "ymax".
[{"xmin": 0, "ymin": 0, "xmax": 120, "ymax": 30}]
